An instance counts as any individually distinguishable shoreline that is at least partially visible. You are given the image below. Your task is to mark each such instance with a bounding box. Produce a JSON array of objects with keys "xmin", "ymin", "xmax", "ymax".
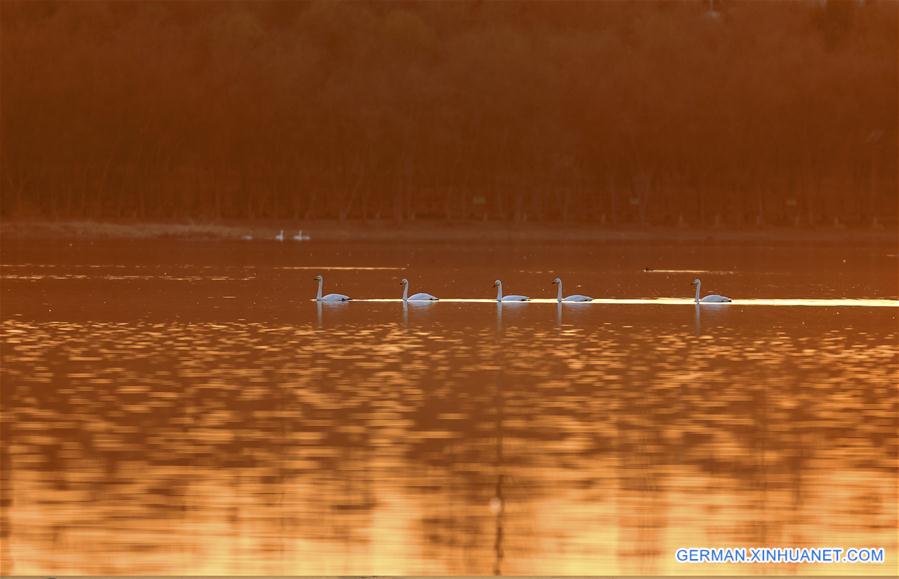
[{"xmin": 1, "ymin": 219, "xmax": 897, "ymax": 245}]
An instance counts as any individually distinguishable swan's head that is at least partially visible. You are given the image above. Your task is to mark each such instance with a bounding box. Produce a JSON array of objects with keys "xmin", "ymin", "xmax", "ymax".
[
  {"xmin": 313, "ymin": 274, "xmax": 323, "ymax": 282},
  {"xmin": 552, "ymin": 277, "xmax": 561, "ymax": 285},
  {"xmin": 692, "ymin": 278, "xmax": 700, "ymax": 285},
  {"xmin": 400, "ymin": 278, "xmax": 408, "ymax": 286},
  {"xmin": 494, "ymin": 280, "xmax": 501, "ymax": 287}
]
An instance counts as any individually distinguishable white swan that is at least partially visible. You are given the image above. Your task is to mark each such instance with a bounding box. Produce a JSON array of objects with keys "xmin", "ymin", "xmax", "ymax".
[
  {"xmin": 552, "ymin": 277, "xmax": 593, "ymax": 302},
  {"xmin": 314, "ymin": 274, "xmax": 350, "ymax": 302},
  {"xmin": 494, "ymin": 280, "xmax": 529, "ymax": 302},
  {"xmin": 292, "ymin": 230, "xmax": 310, "ymax": 241},
  {"xmin": 693, "ymin": 278, "xmax": 731, "ymax": 303},
  {"xmin": 275, "ymin": 229, "xmax": 285, "ymax": 242},
  {"xmin": 401, "ymin": 278, "xmax": 438, "ymax": 301}
]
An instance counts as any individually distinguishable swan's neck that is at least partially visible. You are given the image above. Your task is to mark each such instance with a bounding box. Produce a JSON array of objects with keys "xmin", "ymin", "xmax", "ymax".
[
  {"xmin": 402, "ymin": 283, "xmax": 408, "ymax": 301},
  {"xmin": 496, "ymin": 283, "xmax": 502, "ymax": 301},
  {"xmin": 556, "ymin": 282, "xmax": 563, "ymax": 302},
  {"xmin": 316, "ymin": 278, "xmax": 323, "ymax": 300},
  {"xmin": 694, "ymin": 281, "xmax": 701, "ymax": 303}
]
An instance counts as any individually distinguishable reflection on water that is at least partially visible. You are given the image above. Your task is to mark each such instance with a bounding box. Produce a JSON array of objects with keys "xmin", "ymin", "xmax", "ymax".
[
  {"xmin": 0, "ymin": 240, "xmax": 897, "ymax": 575},
  {"xmin": 356, "ymin": 298, "xmax": 899, "ymax": 307}
]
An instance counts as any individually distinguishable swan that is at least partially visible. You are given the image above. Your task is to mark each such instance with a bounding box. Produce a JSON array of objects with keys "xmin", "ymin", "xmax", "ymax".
[
  {"xmin": 552, "ymin": 277, "xmax": 593, "ymax": 302},
  {"xmin": 292, "ymin": 230, "xmax": 310, "ymax": 241},
  {"xmin": 314, "ymin": 274, "xmax": 350, "ymax": 302},
  {"xmin": 692, "ymin": 278, "xmax": 731, "ymax": 303},
  {"xmin": 494, "ymin": 280, "xmax": 529, "ymax": 302},
  {"xmin": 275, "ymin": 229, "xmax": 285, "ymax": 242},
  {"xmin": 401, "ymin": 278, "xmax": 438, "ymax": 301}
]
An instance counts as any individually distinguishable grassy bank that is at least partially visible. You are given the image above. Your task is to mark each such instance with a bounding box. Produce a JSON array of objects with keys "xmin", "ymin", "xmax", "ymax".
[{"xmin": 1, "ymin": 219, "xmax": 896, "ymax": 245}]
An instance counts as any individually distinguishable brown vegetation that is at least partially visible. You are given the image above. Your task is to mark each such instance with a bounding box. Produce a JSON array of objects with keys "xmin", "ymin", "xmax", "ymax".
[{"xmin": 1, "ymin": 0, "xmax": 896, "ymax": 226}]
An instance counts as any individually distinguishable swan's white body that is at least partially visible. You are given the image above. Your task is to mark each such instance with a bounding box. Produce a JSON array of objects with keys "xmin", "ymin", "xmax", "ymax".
[
  {"xmin": 401, "ymin": 279, "xmax": 438, "ymax": 301},
  {"xmin": 275, "ymin": 229, "xmax": 285, "ymax": 242},
  {"xmin": 315, "ymin": 275, "xmax": 350, "ymax": 302},
  {"xmin": 693, "ymin": 278, "xmax": 731, "ymax": 303},
  {"xmin": 494, "ymin": 280, "xmax": 529, "ymax": 302},
  {"xmin": 552, "ymin": 277, "xmax": 593, "ymax": 302}
]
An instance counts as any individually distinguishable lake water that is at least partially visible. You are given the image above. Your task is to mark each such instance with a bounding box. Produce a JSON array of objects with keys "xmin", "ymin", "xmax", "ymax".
[{"xmin": 1, "ymin": 239, "xmax": 897, "ymax": 575}]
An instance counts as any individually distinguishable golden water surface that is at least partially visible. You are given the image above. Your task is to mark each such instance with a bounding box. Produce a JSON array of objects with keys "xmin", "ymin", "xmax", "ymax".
[{"xmin": 1, "ymin": 240, "xmax": 896, "ymax": 575}]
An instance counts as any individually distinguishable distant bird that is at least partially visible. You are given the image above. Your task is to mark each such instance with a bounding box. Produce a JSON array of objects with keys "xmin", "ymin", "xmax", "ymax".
[
  {"xmin": 552, "ymin": 277, "xmax": 593, "ymax": 302},
  {"xmin": 314, "ymin": 274, "xmax": 350, "ymax": 302},
  {"xmin": 241, "ymin": 234, "xmax": 253, "ymax": 241},
  {"xmin": 401, "ymin": 278, "xmax": 438, "ymax": 302},
  {"xmin": 275, "ymin": 229, "xmax": 285, "ymax": 242},
  {"xmin": 292, "ymin": 229, "xmax": 310, "ymax": 241},
  {"xmin": 494, "ymin": 280, "xmax": 529, "ymax": 302},
  {"xmin": 692, "ymin": 278, "xmax": 731, "ymax": 303}
]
